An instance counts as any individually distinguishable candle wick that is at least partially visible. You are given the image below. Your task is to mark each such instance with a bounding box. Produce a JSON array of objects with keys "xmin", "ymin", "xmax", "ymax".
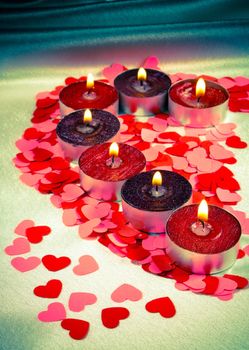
[
  {"xmin": 199, "ymin": 219, "xmax": 205, "ymax": 229},
  {"xmin": 140, "ymin": 79, "xmax": 144, "ymax": 87},
  {"xmin": 87, "ymin": 89, "xmax": 92, "ymax": 95},
  {"xmin": 111, "ymin": 155, "xmax": 115, "ymax": 167},
  {"xmin": 155, "ymin": 184, "xmax": 158, "ymax": 192}
]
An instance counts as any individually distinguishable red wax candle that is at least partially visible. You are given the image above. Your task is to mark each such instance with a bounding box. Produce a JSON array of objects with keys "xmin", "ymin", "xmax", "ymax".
[
  {"xmin": 166, "ymin": 204, "xmax": 241, "ymax": 274},
  {"xmin": 168, "ymin": 79, "xmax": 229, "ymax": 127},
  {"xmin": 59, "ymin": 80, "xmax": 118, "ymax": 117},
  {"xmin": 79, "ymin": 142, "xmax": 146, "ymax": 201}
]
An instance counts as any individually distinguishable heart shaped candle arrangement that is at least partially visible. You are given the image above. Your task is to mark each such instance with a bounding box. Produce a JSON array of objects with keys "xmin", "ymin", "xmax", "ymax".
[{"xmin": 7, "ymin": 56, "xmax": 249, "ymax": 341}]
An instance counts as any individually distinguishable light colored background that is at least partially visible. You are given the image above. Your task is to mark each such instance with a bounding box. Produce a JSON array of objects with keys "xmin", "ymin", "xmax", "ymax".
[{"xmin": 1, "ymin": 56, "xmax": 249, "ymax": 350}]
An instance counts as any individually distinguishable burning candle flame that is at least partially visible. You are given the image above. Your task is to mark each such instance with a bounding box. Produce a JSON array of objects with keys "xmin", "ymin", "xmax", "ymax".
[
  {"xmin": 83, "ymin": 109, "xmax": 92, "ymax": 123},
  {"xmin": 152, "ymin": 171, "xmax": 162, "ymax": 187},
  {"xmin": 137, "ymin": 67, "xmax": 147, "ymax": 81},
  {"xmin": 109, "ymin": 142, "xmax": 119, "ymax": 157},
  {"xmin": 198, "ymin": 199, "xmax": 208, "ymax": 222},
  {"xmin": 86, "ymin": 73, "xmax": 94, "ymax": 90},
  {"xmin": 196, "ymin": 78, "xmax": 206, "ymax": 98}
]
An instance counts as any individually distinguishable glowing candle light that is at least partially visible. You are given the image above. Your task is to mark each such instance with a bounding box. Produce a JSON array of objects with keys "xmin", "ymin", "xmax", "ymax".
[
  {"xmin": 86, "ymin": 73, "xmax": 94, "ymax": 91},
  {"xmin": 137, "ymin": 67, "xmax": 147, "ymax": 86},
  {"xmin": 83, "ymin": 109, "xmax": 92, "ymax": 124}
]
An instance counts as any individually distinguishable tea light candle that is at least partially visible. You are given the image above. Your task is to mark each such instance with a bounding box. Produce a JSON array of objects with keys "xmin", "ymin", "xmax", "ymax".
[
  {"xmin": 59, "ymin": 73, "xmax": 118, "ymax": 117},
  {"xmin": 79, "ymin": 142, "xmax": 146, "ymax": 201},
  {"xmin": 166, "ymin": 200, "xmax": 241, "ymax": 274},
  {"xmin": 168, "ymin": 78, "xmax": 229, "ymax": 127},
  {"xmin": 56, "ymin": 109, "xmax": 120, "ymax": 161},
  {"xmin": 121, "ymin": 170, "xmax": 192, "ymax": 234},
  {"xmin": 114, "ymin": 68, "xmax": 171, "ymax": 116}
]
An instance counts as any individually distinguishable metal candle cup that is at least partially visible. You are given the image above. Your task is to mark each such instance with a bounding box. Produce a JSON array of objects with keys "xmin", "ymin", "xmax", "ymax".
[
  {"xmin": 78, "ymin": 143, "xmax": 146, "ymax": 201},
  {"xmin": 168, "ymin": 79, "xmax": 229, "ymax": 127},
  {"xmin": 121, "ymin": 170, "xmax": 192, "ymax": 234},
  {"xmin": 114, "ymin": 68, "xmax": 171, "ymax": 117},
  {"xmin": 59, "ymin": 81, "xmax": 118, "ymax": 117},
  {"xmin": 56, "ymin": 109, "xmax": 120, "ymax": 161},
  {"xmin": 166, "ymin": 205, "xmax": 241, "ymax": 274}
]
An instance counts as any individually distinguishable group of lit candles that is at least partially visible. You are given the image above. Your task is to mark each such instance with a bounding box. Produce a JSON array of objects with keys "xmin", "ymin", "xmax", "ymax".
[{"xmin": 55, "ymin": 67, "xmax": 240, "ymax": 275}]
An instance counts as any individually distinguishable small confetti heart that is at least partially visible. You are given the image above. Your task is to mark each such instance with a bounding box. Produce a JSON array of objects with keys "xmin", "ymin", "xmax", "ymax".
[
  {"xmin": 42, "ymin": 255, "xmax": 71, "ymax": 271},
  {"xmin": 101, "ymin": 307, "xmax": 130, "ymax": 328},
  {"xmin": 73, "ymin": 255, "xmax": 99, "ymax": 276},
  {"xmin": 61, "ymin": 318, "xmax": 90, "ymax": 340},
  {"xmin": 38, "ymin": 302, "xmax": 66, "ymax": 322},
  {"xmin": 145, "ymin": 297, "xmax": 176, "ymax": 318},
  {"xmin": 69, "ymin": 292, "xmax": 97, "ymax": 312},
  {"xmin": 111, "ymin": 284, "xmax": 143, "ymax": 303},
  {"xmin": 11, "ymin": 256, "xmax": 41, "ymax": 272},
  {"xmin": 34, "ymin": 279, "xmax": 62, "ymax": 298}
]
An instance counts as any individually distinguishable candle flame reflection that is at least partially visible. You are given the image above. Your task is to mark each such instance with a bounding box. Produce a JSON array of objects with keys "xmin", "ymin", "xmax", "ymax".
[
  {"xmin": 109, "ymin": 142, "xmax": 119, "ymax": 157},
  {"xmin": 196, "ymin": 78, "xmax": 206, "ymax": 98},
  {"xmin": 137, "ymin": 67, "xmax": 147, "ymax": 81},
  {"xmin": 83, "ymin": 109, "xmax": 92, "ymax": 123},
  {"xmin": 86, "ymin": 73, "xmax": 94, "ymax": 90},
  {"xmin": 198, "ymin": 199, "xmax": 208, "ymax": 222},
  {"xmin": 152, "ymin": 171, "xmax": 162, "ymax": 186}
]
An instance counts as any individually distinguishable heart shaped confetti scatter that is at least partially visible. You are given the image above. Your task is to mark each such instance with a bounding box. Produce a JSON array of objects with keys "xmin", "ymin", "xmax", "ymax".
[
  {"xmin": 145, "ymin": 297, "xmax": 176, "ymax": 318},
  {"xmin": 5, "ymin": 237, "xmax": 30, "ymax": 256},
  {"xmin": 11, "ymin": 256, "xmax": 41, "ymax": 272},
  {"xmin": 101, "ymin": 307, "xmax": 130, "ymax": 328},
  {"xmin": 61, "ymin": 319, "xmax": 90, "ymax": 340},
  {"xmin": 38, "ymin": 302, "xmax": 66, "ymax": 322},
  {"xmin": 26, "ymin": 225, "xmax": 51, "ymax": 244},
  {"xmin": 68, "ymin": 292, "xmax": 97, "ymax": 312},
  {"xmin": 111, "ymin": 284, "xmax": 143, "ymax": 303},
  {"xmin": 5, "ymin": 57, "xmax": 249, "ymax": 341},
  {"xmin": 42, "ymin": 255, "xmax": 71, "ymax": 271},
  {"xmin": 34, "ymin": 279, "xmax": 63, "ymax": 298},
  {"xmin": 73, "ymin": 255, "xmax": 99, "ymax": 276}
]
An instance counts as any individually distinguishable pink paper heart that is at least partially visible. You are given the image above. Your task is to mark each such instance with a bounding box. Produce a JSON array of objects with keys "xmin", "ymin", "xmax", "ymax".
[
  {"xmin": 214, "ymin": 277, "xmax": 238, "ymax": 295},
  {"xmin": 217, "ymin": 78, "xmax": 235, "ymax": 90},
  {"xmin": 147, "ymin": 117, "xmax": 168, "ymax": 131},
  {"xmin": 14, "ymin": 219, "xmax": 35, "ymax": 236},
  {"xmin": 61, "ymin": 184, "xmax": 84, "ymax": 202},
  {"xmin": 172, "ymin": 156, "xmax": 189, "ymax": 171},
  {"xmin": 78, "ymin": 218, "xmax": 101, "ymax": 238},
  {"xmin": 209, "ymin": 144, "xmax": 234, "ymax": 160},
  {"xmin": 38, "ymin": 302, "xmax": 66, "ymax": 322},
  {"xmin": 183, "ymin": 275, "xmax": 206, "ymax": 290},
  {"xmin": 62, "ymin": 209, "xmax": 78, "ymax": 226},
  {"xmin": 142, "ymin": 56, "xmax": 160, "ymax": 70},
  {"xmin": 216, "ymin": 188, "xmax": 241, "ymax": 203},
  {"xmin": 234, "ymin": 76, "xmax": 249, "ymax": 87},
  {"xmin": 11, "ymin": 256, "xmax": 41, "ymax": 272},
  {"xmin": 73, "ymin": 255, "xmax": 99, "ymax": 275},
  {"xmin": 15, "ymin": 139, "xmax": 39, "ymax": 152},
  {"xmin": 69, "ymin": 292, "xmax": 97, "ymax": 312},
  {"xmin": 5, "ymin": 237, "xmax": 30, "ymax": 256},
  {"xmin": 20, "ymin": 173, "xmax": 43, "ymax": 186},
  {"xmin": 111, "ymin": 284, "xmax": 143, "ymax": 303},
  {"xmin": 243, "ymin": 245, "xmax": 249, "ymax": 255},
  {"xmin": 81, "ymin": 202, "xmax": 111, "ymax": 220},
  {"xmin": 102, "ymin": 63, "xmax": 126, "ymax": 85},
  {"xmin": 141, "ymin": 128, "xmax": 158, "ymax": 142},
  {"xmin": 36, "ymin": 120, "xmax": 57, "ymax": 132},
  {"xmin": 215, "ymin": 123, "xmax": 236, "ymax": 135}
]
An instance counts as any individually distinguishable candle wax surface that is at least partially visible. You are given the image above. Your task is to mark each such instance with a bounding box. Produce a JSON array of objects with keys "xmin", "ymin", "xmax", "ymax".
[
  {"xmin": 169, "ymin": 79, "xmax": 228, "ymax": 108},
  {"xmin": 166, "ymin": 205, "xmax": 241, "ymax": 254},
  {"xmin": 121, "ymin": 170, "xmax": 192, "ymax": 212},
  {"xmin": 114, "ymin": 68, "xmax": 171, "ymax": 97},
  {"xmin": 79, "ymin": 142, "xmax": 146, "ymax": 182},
  {"xmin": 56, "ymin": 109, "xmax": 120, "ymax": 146},
  {"xmin": 59, "ymin": 81, "xmax": 118, "ymax": 109}
]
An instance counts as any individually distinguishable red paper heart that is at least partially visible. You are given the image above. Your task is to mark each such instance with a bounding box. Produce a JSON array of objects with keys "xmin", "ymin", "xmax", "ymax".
[
  {"xmin": 26, "ymin": 225, "xmax": 51, "ymax": 244},
  {"xmin": 61, "ymin": 318, "xmax": 90, "ymax": 340},
  {"xmin": 101, "ymin": 307, "xmax": 130, "ymax": 328},
  {"xmin": 34, "ymin": 279, "xmax": 62, "ymax": 298},
  {"xmin": 145, "ymin": 297, "xmax": 176, "ymax": 318},
  {"xmin": 166, "ymin": 143, "xmax": 189, "ymax": 157},
  {"xmin": 42, "ymin": 255, "xmax": 71, "ymax": 271},
  {"xmin": 226, "ymin": 136, "xmax": 247, "ymax": 149}
]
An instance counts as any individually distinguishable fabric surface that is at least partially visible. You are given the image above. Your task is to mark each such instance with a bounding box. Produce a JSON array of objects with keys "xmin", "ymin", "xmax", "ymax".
[{"xmin": 1, "ymin": 1, "xmax": 249, "ymax": 350}]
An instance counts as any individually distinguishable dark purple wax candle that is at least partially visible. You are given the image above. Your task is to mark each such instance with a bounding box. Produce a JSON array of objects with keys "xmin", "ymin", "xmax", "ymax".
[
  {"xmin": 56, "ymin": 109, "xmax": 120, "ymax": 161},
  {"xmin": 114, "ymin": 68, "xmax": 171, "ymax": 116},
  {"xmin": 121, "ymin": 170, "xmax": 192, "ymax": 234}
]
